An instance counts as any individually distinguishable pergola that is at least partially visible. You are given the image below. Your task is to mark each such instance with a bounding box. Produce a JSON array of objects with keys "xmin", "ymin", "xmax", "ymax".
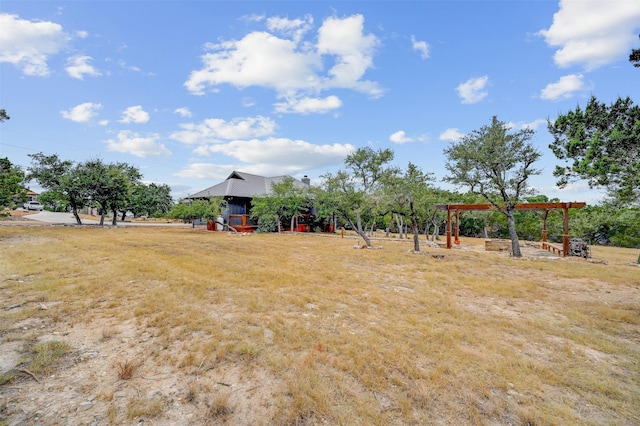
[{"xmin": 436, "ymin": 202, "xmax": 586, "ymax": 257}]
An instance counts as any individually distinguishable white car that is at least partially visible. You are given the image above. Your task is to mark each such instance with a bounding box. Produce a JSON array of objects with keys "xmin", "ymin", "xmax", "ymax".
[{"xmin": 23, "ymin": 201, "xmax": 44, "ymax": 211}]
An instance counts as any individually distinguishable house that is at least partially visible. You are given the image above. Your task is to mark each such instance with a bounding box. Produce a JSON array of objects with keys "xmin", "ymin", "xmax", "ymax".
[
  {"xmin": 188, "ymin": 171, "xmax": 311, "ymax": 232},
  {"xmin": 26, "ymin": 190, "xmax": 39, "ymax": 202}
]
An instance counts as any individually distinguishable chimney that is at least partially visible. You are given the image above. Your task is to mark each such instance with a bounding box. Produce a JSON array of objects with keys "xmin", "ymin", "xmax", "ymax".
[{"xmin": 301, "ymin": 175, "xmax": 311, "ymax": 185}]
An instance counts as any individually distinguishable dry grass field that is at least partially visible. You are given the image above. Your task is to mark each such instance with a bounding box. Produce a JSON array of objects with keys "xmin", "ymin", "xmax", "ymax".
[{"xmin": 0, "ymin": 223, "xmax": 639, "ymax": 425}]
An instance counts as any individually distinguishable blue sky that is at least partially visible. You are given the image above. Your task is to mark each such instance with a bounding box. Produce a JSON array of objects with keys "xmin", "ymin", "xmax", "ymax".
[{"xmin": 1, "ymin": 1, "xmax": 639, "ymax": 202}]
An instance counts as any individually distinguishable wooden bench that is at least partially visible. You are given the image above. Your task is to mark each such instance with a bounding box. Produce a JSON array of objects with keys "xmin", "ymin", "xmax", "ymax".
[{"xmin": 541, "ymin": 241, "xmax": 563, "ymax": 257}]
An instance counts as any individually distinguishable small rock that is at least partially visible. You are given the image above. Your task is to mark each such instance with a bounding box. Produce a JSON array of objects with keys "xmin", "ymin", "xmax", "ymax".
[
  {"xmin": 77, "ymin": 401, "xmax": 93, "ymax": 412},
  {"xmin": 114, "ymin": 391, "xmax": 127, "ymax": 398}
]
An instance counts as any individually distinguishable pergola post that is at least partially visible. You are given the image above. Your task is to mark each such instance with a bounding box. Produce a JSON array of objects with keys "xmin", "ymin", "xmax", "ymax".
[
  {"xmin": 446, "ymin": 207, "xmax": 452, "ymax": 249},
  {"xmin": 562, "ymin": 204, "xmax": 570, "ymax": 257},
  {"xmin": 542, "ymin": 210, "xmax": 549, "ymax": 242},
  {"xmin": 454, "ymin": 210, "xmax": 460, "ymax": 245}
]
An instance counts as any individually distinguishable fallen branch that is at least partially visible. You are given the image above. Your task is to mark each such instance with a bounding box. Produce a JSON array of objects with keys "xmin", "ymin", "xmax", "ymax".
[
  {"xmin": 13, "ymin": 368, "xmax": 40, "ymax": 383},
  {"xmin": 4, "ymin": 303, "xmax": 24, "ymax": 310}
]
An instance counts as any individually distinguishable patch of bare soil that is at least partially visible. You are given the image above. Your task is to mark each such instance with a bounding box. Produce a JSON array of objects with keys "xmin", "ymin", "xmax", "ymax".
[{"xmin": 0, "ymin": 305, "xmax": 281, "ymax": 425}]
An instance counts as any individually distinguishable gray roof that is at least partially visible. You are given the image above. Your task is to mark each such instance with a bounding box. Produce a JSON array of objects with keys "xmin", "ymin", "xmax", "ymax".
[{"xmin": 189, "ymin": 171, "xmax": 308, "ymax": 199}]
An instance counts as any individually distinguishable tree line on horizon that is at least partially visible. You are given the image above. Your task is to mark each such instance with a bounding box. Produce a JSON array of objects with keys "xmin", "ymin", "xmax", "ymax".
[{"xmin": 1, "ymin": 94, "xmax": 638, "ymax": 253}]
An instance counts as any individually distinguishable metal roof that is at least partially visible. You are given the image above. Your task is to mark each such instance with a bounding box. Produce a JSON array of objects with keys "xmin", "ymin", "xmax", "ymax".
[{"xmin": 189, "ymin": 171, "xmax": 308, "ymax": 199}]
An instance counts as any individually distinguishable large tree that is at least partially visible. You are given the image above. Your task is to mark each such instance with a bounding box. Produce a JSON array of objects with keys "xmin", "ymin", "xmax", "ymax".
[
  {"xmin": 28, "ymin": 153, "xmax": 88, "ymax": 224},
  {"xmin": 251, "ymin": 176, "xmax": 310, "ymax": 233},
  {"xmin": 126, "ymin": 182, "xmax": 173, "ymax": 219},
  {"xmin": 0, "ymin": 157, "xmax": 26, "ymax": 210},
  {"xmin": 82, "ymin": 159, "xmax": 141, "ymax": 226},
  {"xmin": 322, "ymin": 147, "xmax": 395, "ymax": 247},
  {"xmin": 548, "ymin": 96, "xmax": 640, "ymax": 205},
  {"xmin": 383, "ymin": 162, "xmax": 434, "ymax": 252},
  {"xmin": 444, "ymin": 116, "xmax": 541, "ymax": 257}
]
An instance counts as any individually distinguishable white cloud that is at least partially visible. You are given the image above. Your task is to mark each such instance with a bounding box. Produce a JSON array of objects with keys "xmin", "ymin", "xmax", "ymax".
[
  {"xmin": 411, "ymin": 35, "xmax": 430, "ymax": 59},
  {"xmin": 274, "ymin": 95, "xmax": 342, "ymax": 114},
  {"xmin": 65, "ymin": 55, "xmax": 101, "ymax": 80},
  {"xmin": 540, "ymin": 74, "xmax": 585, "ymax": 101},
  {"xmin": 0, "ymin": 13, "xmax": 69, "ymax": 76},
  {"xmin": 60, "ymin": 102, "xmax": 102, "ymax": 123},
  {"xmin": 389, "ymin": 130, "xmax": 414, "ymax": 144},
  {"xmin": 117, "ymin": 60, "xmax": 155, "ymax": 76},
  {"xmin": 266, "ymin": 15, "xmax": 313, "ymax": 43},
  {"xmin": 456, "ymin": 76, "xmax": 489, "ymax": 104},
  {"xmin": 439, "ymin": 128, "xmax": 465, "ymax": 142},
  {"xmin": 184, "ymin": 14, "xmax": 382, "ymax": 110},
  {"xmin": 105, "ymin": 130, "xmax": 171, "ymax": 157},
  {"xmin": 205, "ymin": 138, "xmax": 354, "ymax": 168},
  {"xmin": 538, "ymin": 0, "xmax": 640, "ymax": 70},
  {"xmin": 170, "ymin": 116, "xmax": 276, "ymax": 145},
  {"xmin": 507, "ymin": 119, "xmax": 547, "ymax": 131},
  {"xmin": 317, "ymin": 15, "xmax": 381, "ymax": 95},
  {"xmin": 175, "ymin": 163, "xmax": 238, "ymax": 180},
  {"xmin": 174, "ymin": 107, "xmax": 192, "ymax": 118},
  {"xmin": 119, "ymin": 105, "xmax": 150, "ymax": 124},
  {"xmin": 177, "ymin": 138, "xmax": 354, "ymax": 179}
]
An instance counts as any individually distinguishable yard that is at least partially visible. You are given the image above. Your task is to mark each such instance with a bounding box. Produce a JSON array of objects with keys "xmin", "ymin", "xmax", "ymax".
[{"xmin": 1, "ymin": 225, "xmax": 639, "ymax": 425}]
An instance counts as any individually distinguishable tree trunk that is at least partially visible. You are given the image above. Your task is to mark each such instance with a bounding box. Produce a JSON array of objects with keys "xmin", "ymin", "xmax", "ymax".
[
  {"xmin": 290, "ymin": 216, "xmax": 295, "ymax": 233},
  {"xmin": 506, "ymin": 208, "xmax": 521, "ymax": 257},
  {"xmin": 409, "ymin": 200, "xmax": 420, "ymax": 252},
  {"xmin": 111, "ymin": 209, "xmax": 118, "ymax": 226},
  {"xmin": 99, "ymin": 209, "xmax": 106, "ymax": 227},
  {"xmin": 354, "ymin": 212, "xmax": 372, "ymax": 247},
  {"xmin": 121, "ymin": 211, "xmax": 127, "ymax": 221},
  {"xmin": 71, "ymin": 205, "xmax": 82, "ymax": 225},
  {"xmin": 395, "ymin": 214, "xmax": 403, "ymax": 239}
]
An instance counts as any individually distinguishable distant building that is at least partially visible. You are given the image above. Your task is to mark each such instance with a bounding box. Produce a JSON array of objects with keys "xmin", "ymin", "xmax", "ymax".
[
  {"xmin": 26, "ymin": 190, "xmax": 39, "ymax": 202},
  {"xmin": 189, "ymin": 171, "xmax": 311, "ymax": 232}
]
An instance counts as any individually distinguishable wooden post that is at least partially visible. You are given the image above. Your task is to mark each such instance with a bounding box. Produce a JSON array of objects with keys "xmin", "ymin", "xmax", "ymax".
[
  {"xmin": 454, "ymin": 210, "xmax": 460, "ymax": 245},
  {"xmin": 446, "ymin": 207, "xmax": 452, "ymax": 249},
  {"xmin": 542, "ymin": 210, "xmax": 549, "ymax": 242},
  {"xmin": 562, "ymin": 204, "xmax": 570, "ymax": 257}
]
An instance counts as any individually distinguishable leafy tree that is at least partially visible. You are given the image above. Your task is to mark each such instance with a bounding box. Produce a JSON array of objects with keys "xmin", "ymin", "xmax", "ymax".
[
  {"xmin": 0, "ymin": 109, "xmax": 9, "ymax": 123},
  {"xmin": 81, "ymin": 159, "xmax": 141, "ymax": 226},
  {"xmin": 630, "ymin": 34, "xmax": 640, "ymax": 68},
  {"xmin": 127, "ymin": 183, "xmax": 173, "ymax": 219},
  {"xmin": 383, "ymin": 162, "xmax": 434, "ymax": 252},
  {"xmin": 444, "ymin": 116, "xmax": 541, "ymax": 257},
  {"xmin": 0, "ymin": 157, "xmax": 26, "ymax": 210},
  {"xmin": 548, "ymin": 96, "xmax": 640, "ymax": 205},
  {"xmin": 168, "ymin": 198, "xmax": 222, "ymax": 223},
  {"xmin": 251, "ymin": 177, "xmax": 310, "ymax": 233},
  {"xmin": 571, "ymin": 203, "xmax": 640, "ymax": 250},
  {"xmin": 28, "ymin": 153, "xmax": 88, "ymax": 224},
  {"xmin": 37, "ymin": 191, "xmax": 69, "ymax": 212},
  {"xmin": 321, "ymin": 147, "xmax": 395, "ymax": 247}
]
